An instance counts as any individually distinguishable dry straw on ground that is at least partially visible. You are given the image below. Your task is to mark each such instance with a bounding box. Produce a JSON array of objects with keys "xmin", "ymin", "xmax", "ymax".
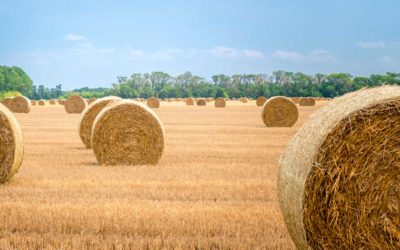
[
  {"xmin": 79, "ymin": 96, "xmax": 121, "ymax": 149},
  {"xmin": 49, "ymin": 99, "xmax": 57, "ymax": 105},
  {"xmin": 147, "ymin": 97, "xmax": 160, "ymax": 108},
  {"xmin": 38, "ymin": 100, "xmax": 46, "ymax": 106},
  {"xmin": 91, "ymin": 100, "xmax": 164, "ymax": 165},
  {"xmin": 10, "ymin": 96, "xmax": 31, "ymax": 113},
  {"xmin": 299, "ymin": 97, "xmax": 315, "ymax": 106},
  {"xmin": 65, "ymin": 95, "xmax": 87, "ymax": 114},
  {"xmin": 279, "ymin": 85, "xmax": 400, "ymax": 249},
  {"xmin": 261, "ymin": 96, "xmax": 298, "ymax": 127},
  {"xmin": 0, "ymin": 103, "xmax": 23, "ymax": 184},
  {"xmin": 185, "ymin": 98, "xmax": 195, "ymax": 105},
  {"xmin": 256, "ymin": 96, "xmax": 267, "ymax": 107},
  {"xmin": 214, "ymin": 97, "xmax": 226, "ymax": 108},
  {"xmin": 196, "ymin": 98, "xmax": 207, "ymax": 106}
]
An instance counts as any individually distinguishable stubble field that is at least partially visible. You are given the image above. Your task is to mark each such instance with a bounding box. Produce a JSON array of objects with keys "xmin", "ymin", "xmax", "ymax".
[{"xmin": 0, "ymin": 100, "xmax": 325, "ymax": 249}]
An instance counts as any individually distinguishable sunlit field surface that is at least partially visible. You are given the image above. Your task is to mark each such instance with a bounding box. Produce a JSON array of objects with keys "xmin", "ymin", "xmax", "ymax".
[{"xmin": 0, "ymin": 100, "xmax": 326, "ymax": 249}]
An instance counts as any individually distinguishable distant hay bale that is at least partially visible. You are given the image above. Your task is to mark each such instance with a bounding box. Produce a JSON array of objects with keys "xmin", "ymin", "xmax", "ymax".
[
  {"xmin": 58, "ymin": 99, "xmax": 66, "ymax": 105},
  {"xmin": 88, "ymin": 97, "xmax": 97, "ymax": 105},
  {"xmin": 299, "ymin": 97, "xmax": 315, "ymax": 106},
  {"xmin": 0, "ymin": 103, "xmax": 23, "ymax": 184},
  {"xmin": 1, "ymin": 97, "xmax": 13, "ymax": 109},
  {"xmin": 279, "ymin": 85, "xmax": 400, "ymax": 249},
  {"xmin": 10, "ymin": 96, "xmax": 31, "ymax": 113},
  {"xmin": 91, "ymin": 100, "xmax": 164, "ymax": 165},
  {"xmin": 291, "ymin": 97, "xmax": 301, "ymax": 104},
  {"xmin": 256, "ymin": 96, "xmax": 267, "ymax": 107},
  {"xmin": 240, "ymin": 97, "xmax": 249, "ymax": 103},
  {"xmin": 214, "ymin": 97, "xmax": 226, "ymax": 108},
  {"xmin": 79, "ymin": 96, "xmax": 121, "ymax": 149},
  {"xmin": 31, "ymin": 100, "xmax": 37, "ymax": 106},
  {"xmin": 261, "ymin": 96, "xmax": 298, "ymax": 127},
  {"xmin": 185, "ymin": 98, "xmax": 195, "ymax": 105},
  {"xmin": 147, "ymin": 97, "xmax": 160, "ymax": 108},
  {"xmin": 65, "ymin": 95, "xmax": 87, "ymax": 113},
  {"xmin": 38, "ymin": 99, "xmax": 46, "ymax": 106},
  {"xmin": 49, "ymin": 99, "xmax": 57, "ymax": 105},
  {"xmin": 196, "ymin": 98, "xmax": 206, "ymax": 106},
  {"xmin": 206, "ymin": 98, "xmax": 213, "ymax": 102}
]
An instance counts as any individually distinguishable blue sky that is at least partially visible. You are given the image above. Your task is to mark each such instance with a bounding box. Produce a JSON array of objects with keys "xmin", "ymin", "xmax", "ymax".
[{"xmin": 1, "ymin": 0, "xmax": 399, "ymax": 89}]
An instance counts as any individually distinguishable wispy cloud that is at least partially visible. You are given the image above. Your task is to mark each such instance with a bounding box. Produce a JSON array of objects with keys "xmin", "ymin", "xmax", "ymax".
[
  {"xmin": 358, "ymin": 41, "xmax": 387, "ymax": 49},
  {"xmin": 309, "ymin": 49, "xmax": 335, "ymax": 62},
  {"xmin": 64, "ymin": 33, "xmax": 86, "ymax": 41},
  {"xmin": 242, "ymin": 49, "xmax": 265, "ymax": 59},
  {"xmin": 273, "ymin": 50, "xmax": 304, "ymax": 61}
]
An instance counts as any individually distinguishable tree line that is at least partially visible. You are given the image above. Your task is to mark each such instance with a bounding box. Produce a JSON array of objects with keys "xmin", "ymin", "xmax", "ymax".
[{"xmin": 1, "ymin": 65, "xmax": 400, "ymax": 100}]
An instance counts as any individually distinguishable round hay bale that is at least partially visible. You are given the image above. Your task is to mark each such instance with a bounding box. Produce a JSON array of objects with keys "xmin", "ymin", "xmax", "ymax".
[
  {"xmin": 10, "ymin": 96, "xmax": 31, "ymax": 113},
  {"xmin": 256, "ymin": 96, "xmax": 267, "ymax": 107},
  {"xmin": 299, "ymin": 97, "xmax": 315, "ymax": 106},
  {"xmin": 58, "ymin": 99, "xmax": 66, "ymax": 105},
  {"xmin": 214, "ymin": 97, "xmax": 226, "ymax": 108},
  {"xmin": 185, "ymin": 98, "xmax": 195, "ymax": 105},
  {"xmin": 206, "ymin": 98, "xmax": 212, "ymax": 102},
  {"xmin": 278, "ymin": 85, "xmax": 400, "ymax": 249},
  {"xmin": 49, "ymin": 99, "xmax": 57, "ymax": 105},
  {"xmin": 196, "ymin": 98, "xmax": 206, "ymax": 106},
  {"xmin": 261, "ymin": 96, "xmax": 298, "ymax": 127},
  {"xmin": 31, "ymin": 100, "xmax": 37, "ymax": 106},
  {"xmin": 38, "ymin": 99, "xmax": 46, "ymax": 106},
  {"xmin": 1, "ymin": 97, "xmax": 13, "ymax": 109},
  {"xmin": 88, "ymin": 97, "xmax": 97, "ymax": 105},
  {"xmin": 0, "ymin": 103, "xmax": 23, "ymax": 184},
  {"xmin": 79, "ymin": 96, "xmax": 121, "ymax": 149},
  {"xmin": 91, "ymin": 100, "xmax": 164, "ymax": 165},
  {"xmin": 147, "ymin": 97, "xmax": 160, "ymax": 108},
  {"xmin": 65, "ymin": 95, "xmax": 87, "ymax": 114},
  {"xmin": 240, "ymin": 97, "xmax": 249, "ymax": 103}
]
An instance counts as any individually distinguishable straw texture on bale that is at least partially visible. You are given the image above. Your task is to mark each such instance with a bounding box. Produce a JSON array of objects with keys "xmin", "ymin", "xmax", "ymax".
[
  {"xmin": 240, "ymin": 97, "xmax": 248, "ymax": 103},
  {"xmin": 79, "ymin": 96, "xmax": 121, "ymax": 149},
  {"xmin": 0, "ymin": 103, "xmax": 23, "ymax": 184},
  {"xmin": 65, "ymin": 95, "xmax": 87, "ymax": 113},
  {"xmin": 10, "ymin": 96, "xmax": 31, "ymax": 113},
  {"xmin": 147, "ymin": 97, "xmax": 160, "ymax": 108},
  {"xmin": 88, "ymin": 98, "xmax": 97, "ymax": 105},
  {"xmin": 279, "ymin": 85, "xmax": 400, "ymax": 249},
  {"xmin": 299, "ymin": 97, "xmax": 315, "ymax": 106},
  {"xmin": 185, "ymin": 98, "xmax": 195, "ymax": 105},
  {"xmin": 256, "ymin": 96, "xmax": 267, "ymax": 107},
  {"xmin": 291, "ymin": 97, "xmax": 301, "ymax": 104},
  {"xmin": 49, "ymin": 99, "xmax": 57, "ymax": 105},
  {"xmin": 91, "ymin": 100, "xmax": 164, "ymax": 165},
  {"xmin": 196, "ymin": 98, "xmax": 206, "ymax": 106},
  {"xmin": 261, "ymin": 96, "xmax": 298, "ymax": 127},
  {"xmin": 214, "ymin": 97, "xmax": 226, "ymax": 108},
  {"xmin": 38, "ymin": 99, "xmax": 46, "ymax": 106}
]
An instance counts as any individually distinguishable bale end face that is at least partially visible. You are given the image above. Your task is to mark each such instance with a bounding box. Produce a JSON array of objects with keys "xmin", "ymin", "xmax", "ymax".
[
  {"xmin": 196, "ymin": 98, "xmax": 206, "ymax": 106},
  {"xmin": 261, "ymin": 96, "xmax": 298, "ymax": 127},
  {"xmin": 214, "ymin": 97, "xmax": 226, "ymax": 108},
  {"xmin": 65, "ymin": 95, "xmax": 87, "ymax": 113}
]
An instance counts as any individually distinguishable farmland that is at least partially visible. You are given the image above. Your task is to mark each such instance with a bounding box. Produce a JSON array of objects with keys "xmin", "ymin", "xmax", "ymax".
[{"xmin": 0, "ymin": 100, "xmax": 325, "ymax": 249}]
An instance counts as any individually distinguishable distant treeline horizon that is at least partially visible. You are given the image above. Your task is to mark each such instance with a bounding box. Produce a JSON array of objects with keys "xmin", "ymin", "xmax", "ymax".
[{"xmin": 1, "ymin": 65, "xmax": 400, "ymax": 100}]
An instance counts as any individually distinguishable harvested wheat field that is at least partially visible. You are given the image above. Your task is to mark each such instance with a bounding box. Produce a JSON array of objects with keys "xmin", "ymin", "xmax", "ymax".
[{"xmin": 0, "ymin": 100, "xmax": 327, "ymax": 249}]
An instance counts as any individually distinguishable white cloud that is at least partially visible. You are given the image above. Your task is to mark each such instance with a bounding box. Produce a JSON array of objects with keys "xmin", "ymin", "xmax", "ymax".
[
  {"xmin": 358, "ymin": 41, "xmax": 386, "ymax": 49},
  {"xmin": 309, "ymin": 49, "xmax": 335, "ymax": 62},
  {"xmin": 64, "ymin": 33, "xmax": 86, "ymax": 41},
  {"xmin": 130, "ymin": 49, "xmax": 145, "ymax": 57},
  {"xmin": 242, "ymin": 49, "xmax": 265, "ymax": 59},
  {"xmin": 273, "ymin": 50, "xmax": 304, "ymax": 61},
  {"xmin": 205, "ymin": 46, "xmax": 240, "ymax": 58}
]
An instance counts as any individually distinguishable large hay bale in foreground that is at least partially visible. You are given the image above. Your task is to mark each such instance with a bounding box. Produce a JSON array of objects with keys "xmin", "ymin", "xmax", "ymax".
[
  {"xmin": 88, "ymin": 97, "xmax": 96, "ymax": 105},
  {"xmin": 10, "ymin": 96, "xmax": 31, "ymax": 113},
  {"xmin": 185, "ymin": 98, "xmax": 195, "ymax": 105},
  {"xmin": 279, "ymin": 86, "xmax": 400, "ymax": 249},
  {"xmin": 261, "ymin": 96, "xmax": 298, "ymax": 127},
  {"xmin": 0, "ymin": 103, "xmax": 23, "ymax": 184},
  {"xmin": 256, "ymin": 96, "xmax": 267, "ymax": 107},
  {"xmin": 79, "ymin": 96, "xmax": 121, "ymax": 149},
  {"xmin": 299, "ymin": 97, "xmax": 315, "ymax": 106},
  {"xmin": 91, "ymin": 100, "xmax": 164, "ymax": 165},
  {"xmin": 196, "ymin": 98, "xmax": 206, "ymax": 106},
  {"xmin": 49, "ymin": 99, "xmax": 57, "ymax": 105},
  {"xmin": 65, "ymin": 95, "xmax": 87, "ymax": 113},
  {"xmin": 214, "ymin": 97, "xmax": 226, "ymax": 108},
  {"xmin": 38, "ymin": 99, "xmax": 46, "ymax": 106},
  {"xmin": 147, "ymin": 97, "xmax": 160, "ymax": 108}
]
